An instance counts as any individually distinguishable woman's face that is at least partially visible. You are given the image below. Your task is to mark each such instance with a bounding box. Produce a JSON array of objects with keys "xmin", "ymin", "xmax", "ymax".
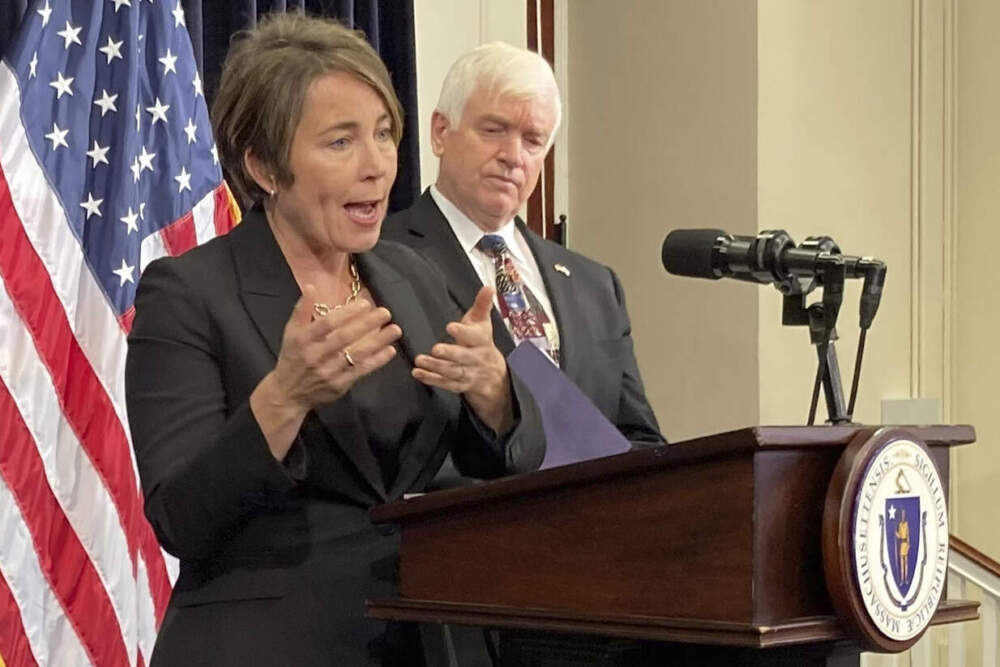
[{"xmin": 272, "ymin": 71, "xmax": 397, "ymax": 255}]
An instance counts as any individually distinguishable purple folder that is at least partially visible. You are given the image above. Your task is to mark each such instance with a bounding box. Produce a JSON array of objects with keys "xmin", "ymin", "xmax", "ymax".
[{"xmin": 507, "ymin": 342, "xmax": 632, "ymax": 469}]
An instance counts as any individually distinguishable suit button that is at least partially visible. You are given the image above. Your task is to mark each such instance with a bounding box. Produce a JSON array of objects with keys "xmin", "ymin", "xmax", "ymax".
[{"xmin": 377, "ymin": 523, "xmax": 398, "ymax": 537}]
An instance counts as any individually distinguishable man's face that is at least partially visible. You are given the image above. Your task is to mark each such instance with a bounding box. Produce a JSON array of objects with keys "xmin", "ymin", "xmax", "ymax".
[{"xmin": 432, "ymin": 86, "xmax": 557, "ymax": 232}]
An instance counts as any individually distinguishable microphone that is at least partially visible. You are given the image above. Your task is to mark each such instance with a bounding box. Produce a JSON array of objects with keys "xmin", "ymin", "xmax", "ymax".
[
  {"xmin": 661, "ymin": 228, "xmax": 850, "ymax": 283},
  {"xmin": 661, "ymin": 228, "xmax": 886, "ymax": 329}
]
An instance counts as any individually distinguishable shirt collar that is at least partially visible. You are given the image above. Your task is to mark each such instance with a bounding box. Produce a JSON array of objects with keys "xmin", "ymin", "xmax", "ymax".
[{"xmin": 429, "ymin": 185, "xmax": 525, "ymax": 262}]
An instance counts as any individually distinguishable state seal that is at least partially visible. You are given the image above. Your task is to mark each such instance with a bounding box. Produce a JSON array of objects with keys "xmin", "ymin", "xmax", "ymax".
[{"xmin": 823, "ymin": 428, "xmax": 950, "ymax": 650}]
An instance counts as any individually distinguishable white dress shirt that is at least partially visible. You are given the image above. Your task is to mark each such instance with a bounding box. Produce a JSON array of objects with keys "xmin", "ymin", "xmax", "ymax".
[{"xmin": 429, "ymin": 186, "xmax": 561, "ymax": 347}]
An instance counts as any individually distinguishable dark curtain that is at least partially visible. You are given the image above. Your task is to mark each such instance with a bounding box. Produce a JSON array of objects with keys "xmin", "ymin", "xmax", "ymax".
[{"xmin": 0, "ymin": 0, "xmax": 420, "ymax": 213}]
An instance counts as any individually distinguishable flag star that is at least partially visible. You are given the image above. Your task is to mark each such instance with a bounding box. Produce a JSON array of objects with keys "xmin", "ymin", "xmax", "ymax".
[
  {"xmin": 28, "ymin": 52, "xmax": 38, "ymax": 79},
  {"xmin": 99, "ymin": 36, "xmax": 124, "ymax": 64},
  {"xmin": 130, "ymin": 157, "xmax": 142, "ymax": 182},
  {"xmin": 112, "ymin": 259, "xmax": 136, "ymax": 286},
  {"xmin": 138, "ymin": 202, "xmax": 146, "ymax": 219},
  {"xmin": 192, "ymin": 70, "xmax": 203, "ymax": 98},
  {"xmin": 112, "ymin": 0, "xmax": 131, "ymax": 12},
  {"xmin": 44, "ymin": 123, "xmax": 69, "ymax": 150},
  {"xmin": 210, "ymin": 144, "xmax": 219, "ymax": 165},
  {"xmin": 888, "ymin": 504, "xmax": 896, "ymax": 520},
  {"xmin": 120, "ymin": 207, "xmax": 139, "ymax": 234},
  {"xmin": 175, "ymin": 166, "xmax": 192, "ymax": 193},
  {"xmin": 135, "ymin": 104, "xmax": 141, "ymax": 132},
  {"xmin": 94, "ymin": 89, "xmax": 118, "ymax": 116},
  {"xmin": 138, "ymin": 146, "xmax": 156, "ymax": 173},
  {"xmin": 56, "ymin": 21, "xmax": 83, "ymax": 50},
  {"xmin": 86, "ymin": 140, "xmax": 110, "ymax": 167},
  {"xmin": 146, "ymin": 97, "xmax": 169, "ymax": 125},
  {"xmin": 158, "ymin": 49, "xmax": 178, "ymax": 75},
  {"xmin": 37, "ymin": 0, "xmax": 52, "ymax": 26},
  {"xmin": 80, "ymin": 192, "xmax": 104, "ymax": 219},
  {"xmin": 183, "ymin": 118, "xmax": 197, "ymax": 144},
  {"xmin": 49, "ymin": 71, "xmax": 74, "ymax": 99},
  {"xmin": 172, "ymin": 1, "xmax": 186, "ymax": 27}
]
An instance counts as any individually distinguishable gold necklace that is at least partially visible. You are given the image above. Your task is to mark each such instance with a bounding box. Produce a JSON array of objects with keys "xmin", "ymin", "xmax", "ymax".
[
  {"xmin": 344, "ymin": 257, "xmax": 361, "ymax": 305},
  {"xmin": 312, "ymin": 256, "xmax": 361, "ymax": 319}
]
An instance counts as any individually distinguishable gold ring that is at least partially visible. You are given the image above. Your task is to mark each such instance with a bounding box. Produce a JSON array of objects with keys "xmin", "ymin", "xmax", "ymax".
[
  {"xmin": 313, "ymin": 302, "xmax": 331, "ymax": 320},
  {"xmin": 343, "ymin": 349, "xmax": 356, "ymax": 367}
]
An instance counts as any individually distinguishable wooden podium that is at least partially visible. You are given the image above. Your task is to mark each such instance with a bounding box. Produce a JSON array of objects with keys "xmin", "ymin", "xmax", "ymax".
[{"xmin": 368, "ymin": 426, "xmax": 979, "ymax": 665}]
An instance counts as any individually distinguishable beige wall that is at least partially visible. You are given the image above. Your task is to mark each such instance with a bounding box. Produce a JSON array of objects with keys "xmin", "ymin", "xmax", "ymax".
[
  {"xmin": 757, "ymin": 1, "xmax": 918, "ymax": 427},
  {"xmin": 954, "ymin": 0, "xmax": 1000, "ymax": 558},
  {"xmin": 565, "ymin": 0, "xmax": 760, "ymax": 442}
]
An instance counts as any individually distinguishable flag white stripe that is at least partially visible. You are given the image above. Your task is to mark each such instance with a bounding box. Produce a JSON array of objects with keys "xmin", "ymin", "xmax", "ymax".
[
  {"xmin": 0, "ymin": 280, "xmax": 138, "ymax": 665},
  {"xmin": 0, "ymin": 473, "xmax": 93, "ymax": 667},
  {"xmin": 135, "ymin": 553, "xmax": 158, "ymax": 665},
  {"xmin": 191, "ymin": 186, "xmax": 217, "ymax": 246},
  {"xmin": 0, "ymin": 62, "xmax": 131, "ymax": 445},
  {"xmin": 139, "ymin": 229, "xmax": 168, "ymax": 275}
]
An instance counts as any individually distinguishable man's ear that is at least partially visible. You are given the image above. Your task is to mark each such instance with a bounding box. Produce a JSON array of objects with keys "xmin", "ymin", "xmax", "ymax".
[
  {"xmin": 430, "ymin": 111, "xmax": 450, "ymax": 158},
  {"xmin": 243, "ymin": 148, "xmax": 276, "ymax": 195}
]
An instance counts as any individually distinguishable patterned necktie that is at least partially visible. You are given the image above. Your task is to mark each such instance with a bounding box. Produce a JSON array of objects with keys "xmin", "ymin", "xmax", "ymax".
[{"xmin": 476, "ymin": 234, "xmax": 560, "ymax": 365}]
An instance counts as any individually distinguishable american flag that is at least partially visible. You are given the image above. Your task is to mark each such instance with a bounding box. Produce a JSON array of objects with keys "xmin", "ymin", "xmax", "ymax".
[{"xmin": 0, "ymin": 0, "xmax": 239, "ymax": 664}]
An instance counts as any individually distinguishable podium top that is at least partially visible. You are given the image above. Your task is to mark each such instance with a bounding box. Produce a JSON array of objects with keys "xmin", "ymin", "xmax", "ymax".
[{"xmin": 370, "ymin": 425, "xmax": 974, "ymax": 523}]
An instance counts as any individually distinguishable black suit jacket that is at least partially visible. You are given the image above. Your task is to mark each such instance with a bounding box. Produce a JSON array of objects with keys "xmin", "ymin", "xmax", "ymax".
[
  {"xmin": 125, "ymin": 209, "xmax": 544, "ymax": 665},
  {"xmin": 383, "ymin": 190, "xmax": 664, "ymax": 447}
]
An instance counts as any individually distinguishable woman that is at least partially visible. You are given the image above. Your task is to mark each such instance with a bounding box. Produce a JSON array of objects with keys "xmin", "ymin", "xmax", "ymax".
[{"xmin": 125, "ymin": 14, "xmax": 544, "ymax": 665}]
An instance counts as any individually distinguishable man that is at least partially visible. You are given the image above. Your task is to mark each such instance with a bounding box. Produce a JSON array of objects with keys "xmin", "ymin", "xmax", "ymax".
[{"xmin": 384, "ymin": 41, "xmax": 664, "ymax": 455}]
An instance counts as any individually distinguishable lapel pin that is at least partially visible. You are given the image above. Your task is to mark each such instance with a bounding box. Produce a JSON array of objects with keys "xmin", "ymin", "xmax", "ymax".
[{"xmin": 554, "ymin": 263, "xmax": 571, "ymax": 277}]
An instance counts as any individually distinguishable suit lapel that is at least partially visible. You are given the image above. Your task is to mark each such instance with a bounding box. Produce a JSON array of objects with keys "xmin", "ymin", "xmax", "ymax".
[
  {"xmin": 518, "ymin": 220, "xmax": 578, "ymax": 375},
  {"xmin": 357, "ymin": 249, "xmax": 459, "ymax": 499},
  {"xmin": 401, "ymin": 191, "xmax": 516, "ymax": 355},
  {"xmin": 230, "ymin": 210, "xmax": 386, "ymax": 501},
  {"xmin": 230, "ymin": 209, "xmax": 299, "ymax": 359}
]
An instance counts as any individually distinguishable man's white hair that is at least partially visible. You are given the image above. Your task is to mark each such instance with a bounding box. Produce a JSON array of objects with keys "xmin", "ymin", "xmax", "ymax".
[{"xmin": 435, "ymin": 42, "xmax": 562, "ymax": 144}]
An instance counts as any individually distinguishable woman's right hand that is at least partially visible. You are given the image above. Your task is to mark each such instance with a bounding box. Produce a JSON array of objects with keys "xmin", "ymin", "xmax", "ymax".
[{"xmin": 250, "ymin": 284, "xmax": 401, "ymax": 459}]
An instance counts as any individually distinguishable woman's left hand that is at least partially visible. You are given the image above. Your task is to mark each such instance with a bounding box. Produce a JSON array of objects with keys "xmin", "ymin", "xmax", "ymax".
[{"xmin": 413, "ymin": 286, "xmax": 513, "ymax": 434}]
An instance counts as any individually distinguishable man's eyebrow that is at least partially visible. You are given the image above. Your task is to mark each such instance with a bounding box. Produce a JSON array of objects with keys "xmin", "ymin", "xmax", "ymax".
[{"xmin": 478, "ymin": 114, "xmax": 510, "ymax": 125}]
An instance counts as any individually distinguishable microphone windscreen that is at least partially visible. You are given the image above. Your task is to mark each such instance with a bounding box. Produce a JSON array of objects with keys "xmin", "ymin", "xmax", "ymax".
[{"xmin": 661, "ymin": 229, "xmax": 726, "ymax": 279}]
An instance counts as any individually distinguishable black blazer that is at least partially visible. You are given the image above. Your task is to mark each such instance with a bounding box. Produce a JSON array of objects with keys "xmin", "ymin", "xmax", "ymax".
[
  {"xmin": 383, "ymin": 190, "xmax": 665, "ymax": 447},
  {"xmin": 126, "ymin": 209, "xmax": 545, "ymax": 665}
]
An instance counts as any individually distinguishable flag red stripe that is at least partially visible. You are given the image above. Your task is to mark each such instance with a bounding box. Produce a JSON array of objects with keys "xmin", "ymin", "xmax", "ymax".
[
  {"xmin": 0, "ymin": 381, "xmax": 130, "ymax": 667},
  {"xmin": 0, "ymin": 569, "xmax": 38, "ymax": 667},
  {"xmin": 0, "ymin": 169, "xmax": 171, "ymax": 621},
  {"xmin": 119, "ymin": 306, "xmax": 136, "ymax": 334},
  {"xmin": 159, "ymin": 211, "xmax": 196, "ymax": 257}
]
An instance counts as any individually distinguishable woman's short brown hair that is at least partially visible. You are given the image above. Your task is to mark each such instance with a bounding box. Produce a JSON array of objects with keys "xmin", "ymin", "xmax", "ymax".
[{"xmin": 212, "ymin": 13, "xmax": 403, "ymax": 205}]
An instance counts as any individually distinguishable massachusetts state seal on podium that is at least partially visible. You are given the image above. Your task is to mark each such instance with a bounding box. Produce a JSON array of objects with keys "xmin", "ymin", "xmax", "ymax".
[
  {"xmin": 852, "ymin": 437, "xmax": 949, "ymax": 641},
  {"xmin": 823, "ymin": 427, "xmax": 950, "ymax": 651}
]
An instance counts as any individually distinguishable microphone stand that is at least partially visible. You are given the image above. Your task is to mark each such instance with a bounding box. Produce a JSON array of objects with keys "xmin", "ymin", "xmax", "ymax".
[
  {"xmin": 805, "ymin": 308, "xmax": 850, "ymax": 425},
  {"xmin": 781, "ymin": 254, "xmax": 852, "ymax": 425}
]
